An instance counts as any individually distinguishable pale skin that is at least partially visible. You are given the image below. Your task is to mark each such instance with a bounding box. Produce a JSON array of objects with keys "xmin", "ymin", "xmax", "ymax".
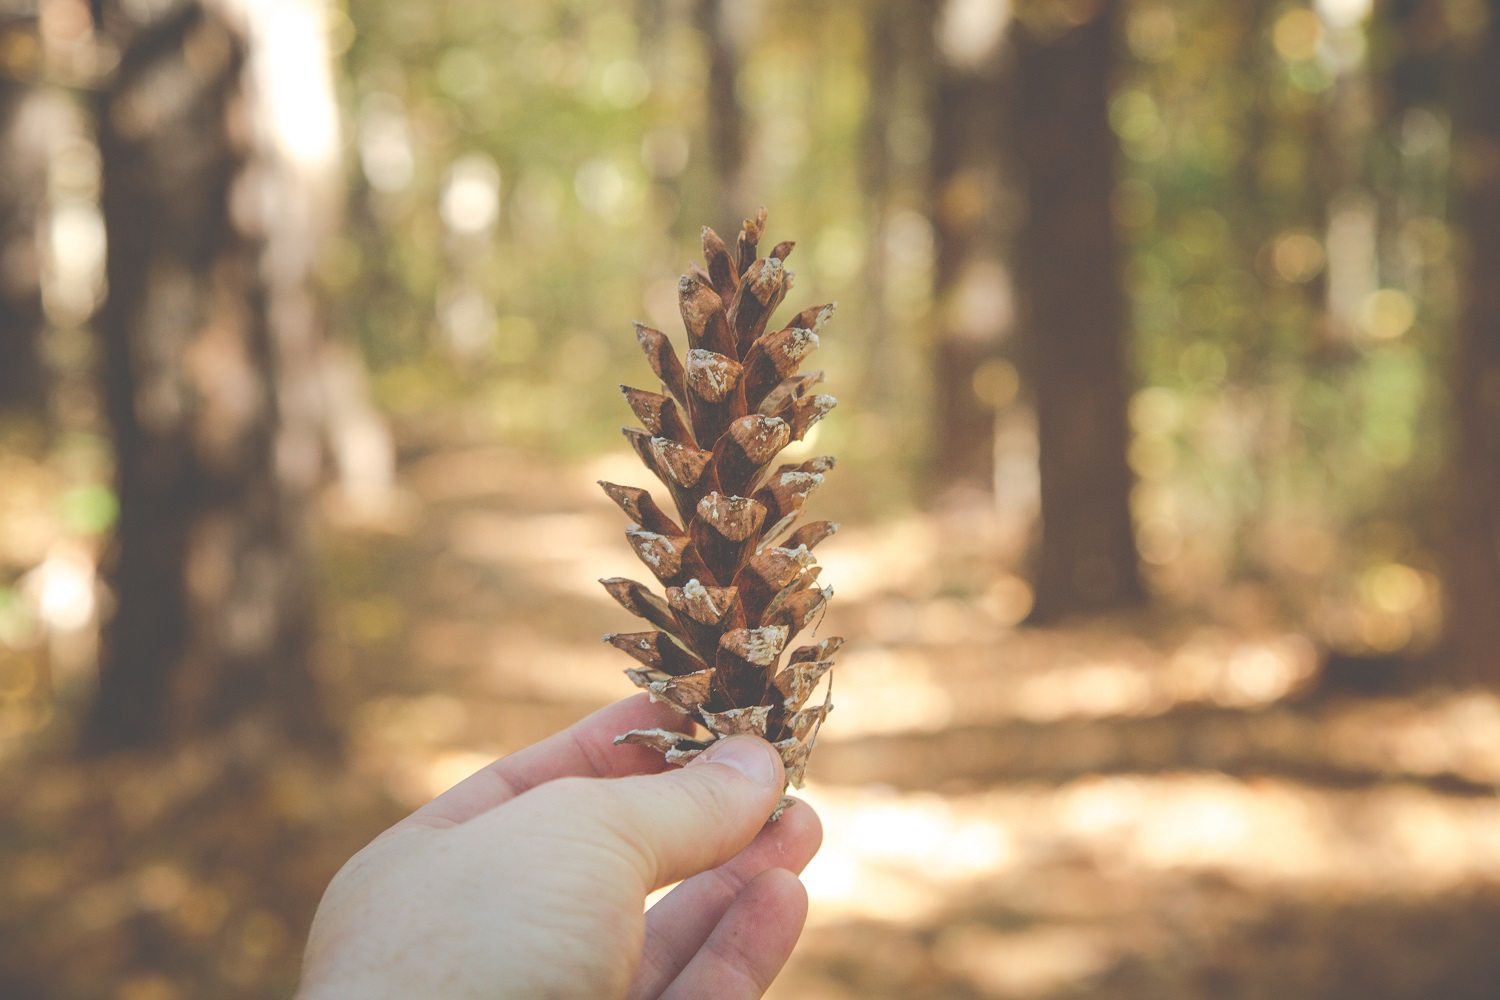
[{"xmin": 296, "ymin": 694, "xmax": 823, "ymax": 1000}]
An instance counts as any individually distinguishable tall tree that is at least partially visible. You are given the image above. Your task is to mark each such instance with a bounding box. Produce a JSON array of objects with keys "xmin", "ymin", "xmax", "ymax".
[
  {"xmin": 927, "ymin": 0, "xmax": 1010, "ymax": 499},
  {"xmin": 1233, "ymin": 0, "xmax": 1337, "ymax": 556},
  {"xmin": 694, "ymin": 0, "xmax": 751, "ymax": 228},
  {"xmin": 88, "ymin": 0, "xmax": 339, "ymax": 750},
  {"xmin": 859, "ymin": 0, "xmax": 925, "ymax": 404},
  {"xmin": 1009, "ymin": 1, "xmax": 1144, "ymax": 619},
  {"xmin": 859, "ymin": 0, "xmax": 901, "ymax": 417},
  {"xmin": 0, "ymin": 8, "xmax": 48, "ymax": 417},
  {"xmin": 1445, "ymin": 0, "xmax": 1500, "ymax": 680}
]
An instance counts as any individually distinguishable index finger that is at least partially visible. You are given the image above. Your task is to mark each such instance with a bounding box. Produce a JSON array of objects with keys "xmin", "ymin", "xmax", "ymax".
[{"xmin": 398, "ymin": 694, "xmax": 691, "ymax": 830}]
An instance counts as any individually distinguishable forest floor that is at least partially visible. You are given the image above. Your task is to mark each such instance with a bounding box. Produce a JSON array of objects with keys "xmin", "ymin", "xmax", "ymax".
[{"xmin": 4, "ymin": 437, "xmax": 1500, "ymax": 999}]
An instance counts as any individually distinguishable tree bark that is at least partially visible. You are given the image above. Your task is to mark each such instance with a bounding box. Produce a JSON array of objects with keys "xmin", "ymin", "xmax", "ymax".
[
  {"xmin": 0, "ymin": 10, "xmax": 48, "ymax": 417},
  {"xmin": 859, "ymin": 0, "xmax": 899, "ymax": 414},
  {"xmin": 694, "ymin": 0, "xmax": 750, "ymax": 229},
  {"xmin": 1444, "ymin": 0, "xmax": 1500, "ymax": 681},
  {"xmin": 860, "ymin": 0, "xmax": 940, "ymax": 466},
  {"xmin": 88, "ymin": 0, "xmax": 336, "ymax": 750},
  {"xmin": 927, "ymin": 16, "xmax": 1005, "ymax": 498},
  {"xmin": 1010, "ymin": 2, "xmax": 1144, "ymax": 619}
]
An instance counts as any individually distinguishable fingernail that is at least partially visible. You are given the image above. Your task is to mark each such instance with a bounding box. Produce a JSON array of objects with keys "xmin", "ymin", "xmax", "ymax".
[{"xmin": 694, "ymin": 736, "xmax": 780, "ymax": 786}]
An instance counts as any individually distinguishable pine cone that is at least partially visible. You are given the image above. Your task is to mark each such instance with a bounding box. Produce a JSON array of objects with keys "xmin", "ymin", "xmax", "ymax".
[{"xmin": 601, "ymin": 207, "xmax": 841, "ymax": 816}]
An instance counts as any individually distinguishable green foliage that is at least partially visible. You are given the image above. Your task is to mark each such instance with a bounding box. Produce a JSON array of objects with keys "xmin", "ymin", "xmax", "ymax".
[
  {"xmin": 1116, "ymin": 0, "xmax": 1457, "ymax": 650},
  {"xmin": 57, "ymin": 485, "xmax": 117, "ymax": 537},
  {"xmin": 335, "ymin": 0, "xmax": 913, "ymax": 479},
  {"xmin": 333, "ymin": 0, "xmax": 1467, "ymax": 651}
]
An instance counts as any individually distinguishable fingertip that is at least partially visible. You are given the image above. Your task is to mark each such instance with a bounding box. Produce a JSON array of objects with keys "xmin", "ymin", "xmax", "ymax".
[
  {"xmin": 733, "ymin": 869, "xmax": 809, "ymax": 979},
  {"xmin": 748, "ymin": 867, "xmax": 808, "ymax": 918},
  {"xmin": 656, "ymin": 868, "xmax": 808, "ymax": 999},
  {"xmin": 600, "ymin": 738, "xmax": 787, "ymax": 889},
  {"xmin": 633, "ymin": 800, "xmax": 821, "ymax": 995},
  {"xmin": 687, "ymin": 735, "xmax": 783, "ymax": 788},
  {"xmin": 762, "ymin": 798, "xmax": 823, "ymax": 869}
]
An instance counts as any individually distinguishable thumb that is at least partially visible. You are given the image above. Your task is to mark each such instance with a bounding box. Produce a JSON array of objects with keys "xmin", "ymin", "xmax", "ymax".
[{"xmin": 560, "ymin": 736, "xmax": 787, "ymax": 891}]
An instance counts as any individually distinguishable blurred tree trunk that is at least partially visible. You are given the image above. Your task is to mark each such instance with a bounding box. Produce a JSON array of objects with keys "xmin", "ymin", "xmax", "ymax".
[
  {"xmin": 695, "ymin": 0, "xmax": 749, "ymax": 228},
  {"xmin": 0, "ymin": 10, "xmax": 48, "ymax": 417},
  {"xmin": 88, "ymin": 0, "xmax": 338, "ymax": 751},
  {"xmin": 1010, "ymin": 2, "xmax": 1143, "ymax": 619},
  {"xmin": 860, "ymin": 0, "xmax": 933, "ymax": 451},
  {"xmin": 1444, "ymin": 0, "xmax": 1500, "ymax": 681},
  {"xmin": 1371, "ymin": 0, "xmax": 1454, "ymax": 286},
  {"xmin": 860, "ymin": 0, "xmax": 899, "ymax": 414},
  {"xmin": 1228, "ymin": 0, "xmax": 1336, "ymax": 581},
  {"xmin": 927, "ymin": 9, "xmax": 1005, "ymax": 498}
]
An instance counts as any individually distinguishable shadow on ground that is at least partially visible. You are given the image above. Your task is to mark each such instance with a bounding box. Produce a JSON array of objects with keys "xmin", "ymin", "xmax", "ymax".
[{"xmin": 2, "ymin": 442, "xmax": 1497, "ymax": 999}]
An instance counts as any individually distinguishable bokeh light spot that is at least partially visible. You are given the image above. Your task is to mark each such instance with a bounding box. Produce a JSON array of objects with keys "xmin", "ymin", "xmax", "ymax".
[
  {"xmin": 1109, "ymin": 89, "xmax": 1160, "ymax": 144},
  {"xmin": 440, "ymin": 154, "xmax": 501, "ymax": 235},
  {"xmin": 1273, "ymin": 9, "xmax": 1323, "ymax": 62},
  {"xmin": 1271, "ymin": 231, "xmax": 1326, "ymax": 283},
  {"xmin": 1126, "ymin": 5, "xmax": 1178, "ymax": 61},
  {"xmin": 971, "ymin": 358, "xmax": 1019, "ymax": 409},
  {"xmin": 600, "ymin": 59, "xmax": 652, "ymax": 108},
  {"xmin": 1359, "ymin": 288, "xmax": 1417, "ymax": 341}
]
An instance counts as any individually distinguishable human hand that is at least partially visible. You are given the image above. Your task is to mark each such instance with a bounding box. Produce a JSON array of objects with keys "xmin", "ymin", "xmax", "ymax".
[{"xmin": 296, "ymin": 695, "xmax": 823, "ymax": 1000}]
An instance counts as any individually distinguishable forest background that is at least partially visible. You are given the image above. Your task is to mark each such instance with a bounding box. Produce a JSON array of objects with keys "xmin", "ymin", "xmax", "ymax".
[{"xmin": 3, "ymin": 0, "xmax": 1500, "ymax": 997}]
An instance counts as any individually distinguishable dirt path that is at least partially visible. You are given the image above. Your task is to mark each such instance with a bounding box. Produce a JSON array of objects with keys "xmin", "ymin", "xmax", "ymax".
[
  {"xmin": 4, "ymin": 441, "xmax": 1500, "ymax": 999},
  {"xmin": 345, "ymin": 443, "xmax": 1500, "ymax": 999}
]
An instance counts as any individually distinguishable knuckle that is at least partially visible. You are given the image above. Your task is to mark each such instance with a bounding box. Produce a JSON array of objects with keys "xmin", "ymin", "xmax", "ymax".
[
  {"xmin": 526, "ymin": 774, "xmax": 601, "ymax": 813},
  {"xmin": 677, "ymin": 767, "xmax": 745, "ymax": 820}
]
